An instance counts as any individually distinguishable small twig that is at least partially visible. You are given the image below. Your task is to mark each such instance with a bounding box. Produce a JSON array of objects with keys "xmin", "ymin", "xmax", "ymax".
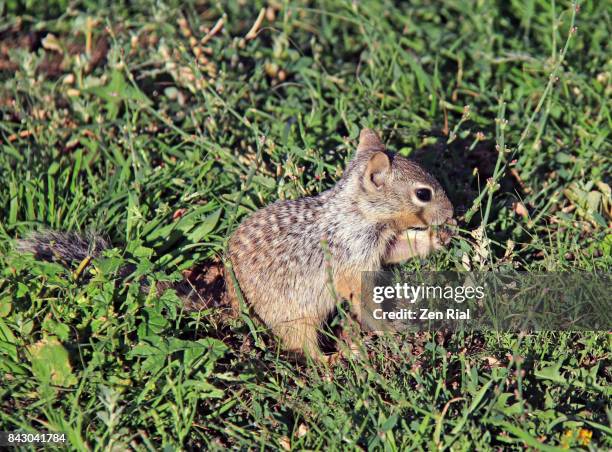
[
  {"xmin": 482, "ymin": 99, "xmax": 506, "ymax": 228},
  {"xmin": 447, "ymin": 105, "xmax": 471, "ymax": 144},
  {"xmin": 73, "ymin": 255, "xmax": 92, "ymax": 281},
  {"xmin": 434, "ymin": 397, "xmax": 465, "ymax": 448},
  {"xmin": 245, "ymin": 8, "xmax": 266, "ymax": 40},
  {"xmin": 85, "ymin": 16, "xmax": 94, "ymax": 57},
  {"xmin": 201, "ymin": 15, "xmax": 225, "ymax": 45}
]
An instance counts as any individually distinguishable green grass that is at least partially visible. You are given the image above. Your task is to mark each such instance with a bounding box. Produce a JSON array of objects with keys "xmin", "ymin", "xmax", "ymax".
[{"xmin": 0, "ymin": 0, "xmax": 610, "ymax": 449}]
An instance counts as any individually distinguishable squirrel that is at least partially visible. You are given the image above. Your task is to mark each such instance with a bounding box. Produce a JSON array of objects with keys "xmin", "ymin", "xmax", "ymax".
[
  {"xmin": 227, "ymin": 128, "xmax": 454, "ymax": 360},
  {"xmin": 15, "ymin": 128, "xmax": 454, "ymax": 361}
]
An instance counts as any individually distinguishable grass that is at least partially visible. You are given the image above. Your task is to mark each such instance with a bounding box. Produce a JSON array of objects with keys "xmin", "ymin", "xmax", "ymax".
[{"xmin": 0, "ymin": 0, "xmax": 610, "ymax": 449}]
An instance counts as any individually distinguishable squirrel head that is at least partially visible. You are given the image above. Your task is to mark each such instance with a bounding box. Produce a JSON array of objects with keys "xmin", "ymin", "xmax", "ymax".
[{"xmin": 346, "ymin": 128, "xmax": 454, "ymax": 232}]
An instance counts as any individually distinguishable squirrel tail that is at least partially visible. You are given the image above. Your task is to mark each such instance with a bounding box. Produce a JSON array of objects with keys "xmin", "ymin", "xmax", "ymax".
[
  {"xmin": 16, "ymin": 230, "xmax": 111, "ymax": 267},
  {"xmin": 15, "ymin": 230, "xmax": 211, "ymax": 311}
]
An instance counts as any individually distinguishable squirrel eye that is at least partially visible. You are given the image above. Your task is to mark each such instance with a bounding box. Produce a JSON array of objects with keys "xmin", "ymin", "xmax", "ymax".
[{"xmin": 415, "ymin": 188, "xmax": 432, "ymax": 202}]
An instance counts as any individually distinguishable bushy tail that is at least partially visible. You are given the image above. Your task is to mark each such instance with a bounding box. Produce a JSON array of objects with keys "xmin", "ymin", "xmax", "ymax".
[
  {"xmin": 15, "ymin": 230, "xmax": 226, "ymax": 311},
  {"xmin": 16, "ymin": 230, "xmax": 111, "ymax": 267}
]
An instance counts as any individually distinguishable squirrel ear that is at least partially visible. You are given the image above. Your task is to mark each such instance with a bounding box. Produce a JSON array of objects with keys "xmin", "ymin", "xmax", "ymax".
[
  {"xmin": 364, "ymin": 151, "xmax": 391, "ymax": 190},
  {"xmin": 357, "ymin": 128, "xmax": 385, "ymax": 154}
]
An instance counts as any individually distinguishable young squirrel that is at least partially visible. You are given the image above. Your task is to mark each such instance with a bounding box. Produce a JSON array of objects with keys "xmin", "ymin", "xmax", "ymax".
[{"xmin": 228, "ymin": 129, "xmax": 454, "ymax": 360}]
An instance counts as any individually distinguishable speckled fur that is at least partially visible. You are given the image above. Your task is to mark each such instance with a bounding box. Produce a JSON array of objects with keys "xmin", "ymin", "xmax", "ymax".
[{"xmin": 228, "ymin": 129, "xmax": 454, "ymax": 358}]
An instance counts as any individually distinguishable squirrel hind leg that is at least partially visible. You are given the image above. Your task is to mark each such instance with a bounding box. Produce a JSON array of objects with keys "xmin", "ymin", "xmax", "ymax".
[{"xmin": 273, "ymin": 317, "xmax": 326, "ymax": 362}]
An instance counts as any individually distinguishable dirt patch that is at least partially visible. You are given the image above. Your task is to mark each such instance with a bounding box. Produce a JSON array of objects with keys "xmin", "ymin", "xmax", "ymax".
[
  {"xmin": 0, "ymin": 24, "xmax": 109, "ymax": 77},
  {"xmin": 179, "ymin": 259, "xmax": 231, "ymax": 312}
]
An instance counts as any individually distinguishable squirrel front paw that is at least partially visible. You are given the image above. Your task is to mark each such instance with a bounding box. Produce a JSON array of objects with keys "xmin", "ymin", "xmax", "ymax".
[
  {"xmin": 384, "ymin": 219, "xmax": 456, "ymax": 263},
  {"xmin": 405, "ymin": 229, "xmax": 443, "ymax": 257}
]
